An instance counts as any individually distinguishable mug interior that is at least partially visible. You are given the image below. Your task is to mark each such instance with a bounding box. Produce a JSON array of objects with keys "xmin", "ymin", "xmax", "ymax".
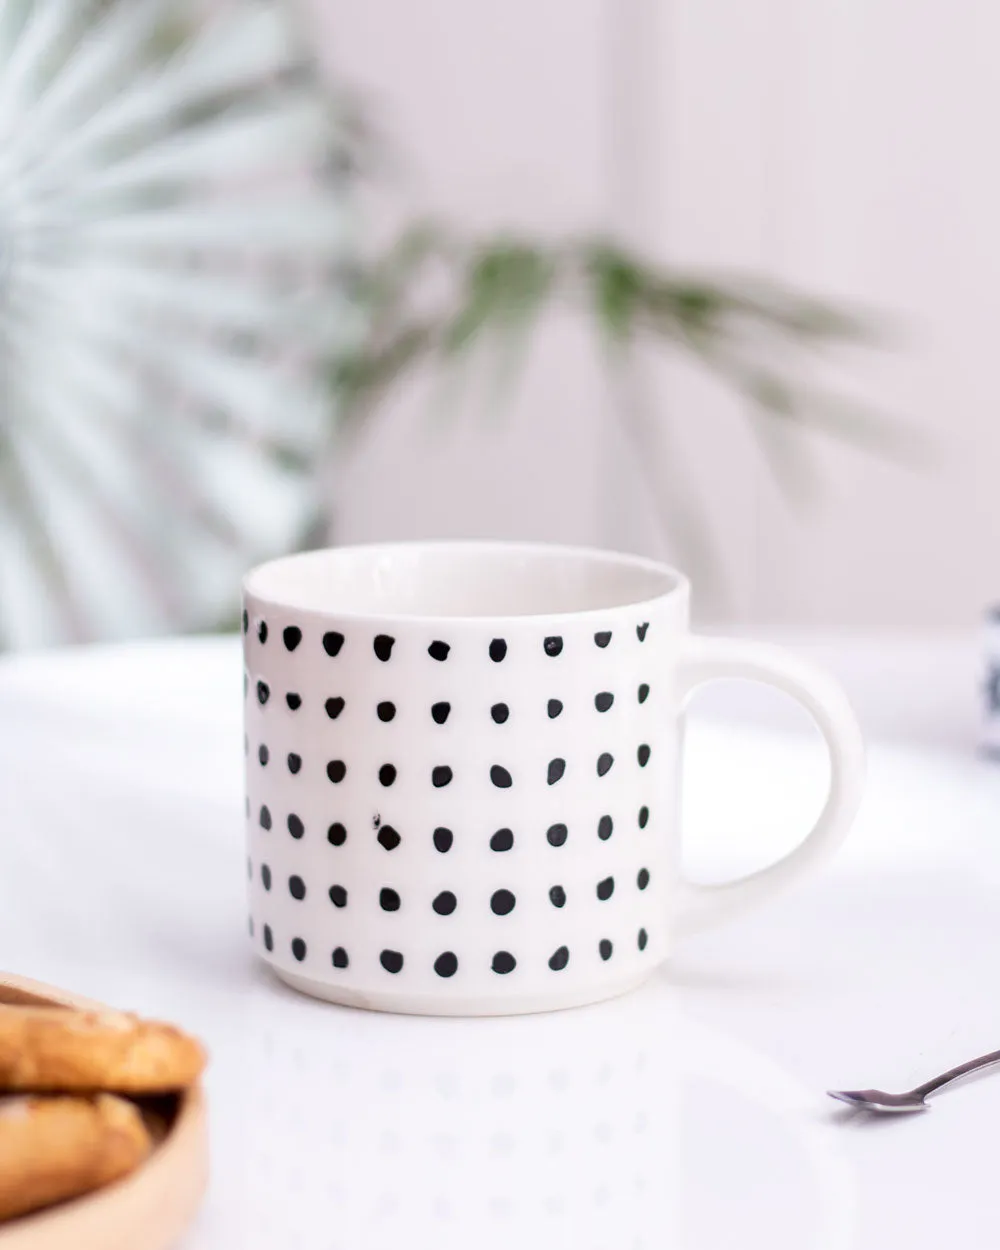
[{"xmin": 244, "ymin": 542, "xmax": 682, "ymax": 620}]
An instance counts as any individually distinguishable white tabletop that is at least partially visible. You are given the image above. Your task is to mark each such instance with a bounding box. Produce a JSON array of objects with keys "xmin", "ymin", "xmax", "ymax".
[{"xmin": 1, "ymin": 634, "xmax": 997, "ymax": 1250}]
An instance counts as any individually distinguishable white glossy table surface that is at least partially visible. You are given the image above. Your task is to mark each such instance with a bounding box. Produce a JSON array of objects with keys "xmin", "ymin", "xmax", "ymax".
[{"xmin": 1, "ymin": 634, "xmax": 997, "ymax": 1250}]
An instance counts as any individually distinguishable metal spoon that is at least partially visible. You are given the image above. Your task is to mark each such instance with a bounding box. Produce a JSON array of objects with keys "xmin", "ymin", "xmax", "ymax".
[{"xmin": 828, "ymin": 1048, "xmax": 1000, "ymax": 1113}]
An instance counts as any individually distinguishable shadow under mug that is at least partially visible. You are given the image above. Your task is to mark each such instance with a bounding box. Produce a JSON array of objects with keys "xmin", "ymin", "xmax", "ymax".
[{"xmin": 242, "ymin": 541, "xmax": 864, "ymax": 1015}]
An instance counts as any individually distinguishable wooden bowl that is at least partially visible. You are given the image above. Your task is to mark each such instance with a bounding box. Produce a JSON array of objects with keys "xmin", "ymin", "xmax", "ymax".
[{"xmin": 0, "ymin": 974, "xmax": 208, "ymax": 1250}]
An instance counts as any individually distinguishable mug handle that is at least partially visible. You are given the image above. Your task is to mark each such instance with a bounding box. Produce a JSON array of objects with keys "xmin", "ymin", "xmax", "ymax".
[{"xmin": 675, "ymin": 636, "xmax": 865, "ymax": 936}]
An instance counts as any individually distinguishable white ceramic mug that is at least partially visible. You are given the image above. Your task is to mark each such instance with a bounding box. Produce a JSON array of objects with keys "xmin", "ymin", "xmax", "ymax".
[{"xmin": 242, "ymin": 541, "xmax": 864, "ymax": 1015}]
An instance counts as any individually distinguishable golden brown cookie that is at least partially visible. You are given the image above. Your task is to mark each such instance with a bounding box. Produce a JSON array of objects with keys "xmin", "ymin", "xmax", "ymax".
[
  {"xmin": 0, "ymin": 1007, "xmax": 205, "ymax": 1093},
  {"xmin": 0, "ymin": 1093, "xmax": 152, "ymax": 1222}
]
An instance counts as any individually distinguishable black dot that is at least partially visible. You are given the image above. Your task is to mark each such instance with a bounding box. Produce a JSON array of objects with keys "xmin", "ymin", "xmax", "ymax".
[
  {"xmin": 263, "ymin": 924, "xmax": 273, "ymax": 951},
  {"xmin": 638, "ymin": 927, "xmax": 648, "ymax": 951},
  {"xmin": 597, "ymin": 752, "xmax": 614, "ymax": 777},
  {"xmin": 544, "ymin": 635, "xmax": 563, "ymax": 657},
  {"xmin": 329, "ymin": 884, "xmax": 347, "ymax": 908},
  {"xmin": 256, "ymin": 681, "xmax": 269, "ymax": 706},
  {"xmin": 637, "ymin": 744, "xmax": 651, "ymax": 767},
  {"xmin": 289, "ymin": 875, "xmax": 306, "ymax": 900},
  {"xmin": 638, "ymin": 805, "xmax": 649, "ymax": 829},
  {"xmin": 434, "ymin": 951, "xmax": 458, "ymax": 978},
  {"xmin": 433, "ymin": 827, "xmax": 453, "ymax": 853},
  {"xmin": 380, "ymin": 887, "xmax": 401, "ymax": 912},
  {"xmin": 549, "ymin": 885, "xmax": 566, "ymax": 908},
  {"xmin": 549, "ymin": 946, "xmax": 570, "ymax": 971},
  {"xmin": 433, "ymin": 891, "xmax": 457, "ymax": 915},
  {"xmin": 594, "ymin": 630, "xmax": 611, "ymax": 648},
  {"xmin": 490, "ymin": 765, "xmax": 512, "ymax": 789},
  {"xmin": 377, "ymin": 701, "xmax": 396, "ymax": 722},
  {"xmin": 323, "ymin": 631, "xmax": 344, "ymax": 656},
  {"xmin": 374, "ymin": 634, "xmax": 395, "ymax": 661},
  {"xmin": 327, "ymin": 821, "xmax": 347, "ymax": 846},
  {"xmin": 637, "ymin": 622, "xmax": 649, "ymax": 641},
  {"xmin": 332, "ymin": 946, "xmax": 349, "ymax": 968},
  {"xmin": 428, "ymin": 640, "xmax": 450, "ymax": 661},
  {"xmin": 597, "ymin": 815, "xmax": 613, "ymax": 840},
  {"xmin": 379, "ymin": 763, "xmax": 397, "ymax": 786},
  {"xmin": 638, "ymin": 683, "xmax": 650, "ymax": 704},
  {"xmin": 257, "ymin": 620, "xmax": 268, "ymax": 644},
  {"xmin": 490, "ymin": 889, "xmax": 515, "ymax": 915},
  {"xmin": 431, "ymin": 702, "xmax": 451, "ymax": 725},
  {"xmin": 261, "ymin": 864, "xmax": 272, "ymax": 890},
  {"xmin": 597, "ymin": 876, "xmax": 615, "ymax": 901},
  {"xmin": 594, "ymin": 691, "xmax": 614, "ymax": 712},
  {"xmin": 546, "ymin": 823, "xmax": 568, "ymax": 847},
  {"xmin": 258, "ymin": 744, "xmax": 269, "ymax": 766},
  {"xmin": 637, "ymin": 868, "xmax": 650, "ymax": 890},
  {"xmin": 431, "ymin": 765, "xmax": 453, "ymax": 787},
  {"xmin": 489, "ymin": 638, "xmax": 507, "ymax": 662},
  {"xmin": 547, "ymin": 758, "xmax": 566, "ymax": 785},
  {"xmin": 327, "ymin": 759, "xmax": 347, "ymax": 783},
  {"xmin": 377, "ymin": 825, "xmax": 401, "ymax": 851},
  {"xmin": 380, "ymin": 949, "xmax": 404, "ymax": 974},
  {"xmin": 242, "ymin": 609, "xmax": 248, "ymax": 634},
  {"xmin": 547, "ymin": 698, "xmax": 563, "ymax": 719},
  {"xmin": 490, "ymin": 828, "xmax": 514, "ymax": 852},
  {"xmin": 287, "ymin": 752, "xmax": 302, "ymax": 775},
  {"xmin": 325, "ymin": 696, "xmax": 345, "ymax": 719},
  {"xmin": 283, "ymin": 625, "xmax": 302, "ymax": 651},
  {"xmin": 599, "ymin": 939, "xmax": 613, "ymax": 961},
  {"xmin": 259, "ymin": 805, "xmax": 272, "ymax": 830},
  {"xmin": 492, "ymin": 951, "xmax": 516, "ymax": 974},
  {"xmin": 491, "ymin": 702, "xmax": 509, "ymax": 724},
  {"xmin": 286, "ymin": 692, "xmax": 302, "ymax": 711},
  {"xmin": 291, "ymin": 937, "xmax": 306, "ymax": 962},
  {"xmin": 288, "ymin": 813, "xmax": 304, "ymax": 839}
]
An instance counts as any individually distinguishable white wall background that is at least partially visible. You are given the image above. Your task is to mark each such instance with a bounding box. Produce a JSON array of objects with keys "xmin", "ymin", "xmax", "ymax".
[{"xmin": 309, "ymin": 0, "xmax": 1000, "ymax": 631}]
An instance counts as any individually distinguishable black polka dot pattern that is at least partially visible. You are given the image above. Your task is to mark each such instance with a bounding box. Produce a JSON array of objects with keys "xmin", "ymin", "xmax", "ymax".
[
  {"xmin": 327, "ymin": 760, "xmax": 347, "ymax": 783},
  {"xmin": 549, "ymin": 946, "xmax": 569, "ymax": 971},
  {"xmin": 287, "ymin": 813, "xmax": 304, "ymax": 839},
  {"xmin": 637, "ymin": 868, "xmax": 650, "ymax": 890},
  {"xmin": 638, "ymin": 683, "xmax": 650, "ymax": 703},
  {"xmin": 638, "ymin": 806, "xmax": 649, "ymax": 829},
  {"xmin": 381, "ymin": 949, "xmax": 403, "ymax": 973},
  {"xmin": 287, "ymin": 752, "xmax": 302, "ymax": 774},
  {"xmin": 490, "ymin": 765, "xmax": 512, "ymax": 789},
  {"xmin": 597, "ymin": 815, "xmax": 613, "ymax": 841},
  {"xmin": 433, "ymin": 890, "xmax": 457, "ymax": 915},
  {"xmin": 263, "ymin": 924, "xmax": 273, "ymax": 951},
  {"xmin": 259, "ymin": 805, "xmax": 271, "ymax": 830},
  {"xmin": 491, "ymin": 702, "xmax": 509, "ymax": 724},
  {"xmin": 431, "ymin": 765, "xmax": 453, "ymax": 787},
  {"xmin": 258, "ymin": 744, "xmax": 269, "ymax": 766},
  {"xmin": 434, "ymin": 951, "xmax": 458, "ymax": 978},
  {"xmin": 283, "ymin": 626, "xmax": 302, "ymax": 651},
  {"xmin": 547, "ymin": 699, "xmax": 563, "ymax": 719},
  {"xmin": 544, "ymin": 635, "xmax": 563, "ymax": 657},
  {"xmin": 428, "ymin": 640, "xmax": 450, "ymax": 661},
  {"xmin": 547, "ymin": 758, "xmax": 566, "ymax": 785},
  {"xmin": 380, "ymin": 887, "xmax": 401, "ymax": 912},
  {"xmin": 261, "ymin": 864, "xmax": 272, "ymax": 890},
  {"xmin": 256, "ymin": 681, "xmax": 269, "ymax": 706},
  {"xmin": 325, "ymin": 696, "xmax": 345, "ymax": 719},
  {"xmin": 637, "ymin": 622, "xmax": 649, "ymax": 641},
  {"xmin": 546, "ymin": 823, "xmax": 568, "ymax": 847},
  {"xmin": 433, "ymin": 827, "xmax": 453, "ymax": 853},
  {"xmin": 492, "ymin": 951, "xmax": 516, "ymax": 975},
  {"xmin": 596, "ymin": 876, "xmax": 615, "ymax": 901},
  {"xmin": 323, "ymin": 631, "xmax": 344, "ymax": 656},
  {"xmin": 638, "ymin": 928, "xmax": 649, "ymax": 951},
  {"xmin": 489, "ymin": 638, "xmax": 507, "ymax": 662},
  {"xmin": 327, "ymin": 822, "xmax": 347, "ymax": 846},
  {"xmin": 637, "ymin": 744, "xmax": 651, "ymax": 767},
  {"xmin": 291, "ymin": 937, "xmax": 307, "ymax": 962},
  {"xmin": 594, "ymin": 630, "xmax": 611, "ymax": 648},
  {"xmin": 332, "ymin": 947, "xmax": 349, "ymax": 968},
  {"xmin": 374, "ymin": 634, "xmax": 395, "ymax": 661},
  {"xmin": 289, "ymin": 875, "xmax": 306, "ymax": 900},
  {"xmin": 594, "ymin": 691, "xmax": 614, "ymax": 712},
  {"xmin": 329, "ymin": 884, "xmax": 347, "ymax": 907},
  {"xmin": 597, "ymin": 752, "xmax": 614, "ymax": 777},
  {"xmin": 549, "ymin": 885, "xmax": 566, "ymax": 908},
  {"xmin": 377, "ymin": 701, "xmax": 395, "ymax": 722},
  {"xmin": 599, "ymin": 939, "xmax": 613, "ymax": 960},
  {"xmin": 242, "ymin": 609, "xmax": 248, "ymax": 634},
  {"xmin": 490, "ymin": 828, "xmax": 514, "ymax": 852},
  {"xmin": 379, "ymin": 764, "xmax": 397, "ymax": 787},
  {"xmin": 431, "ymin": 702, "xmax": 451, "ymax": 724},
  {"xmin": 490, "ymin": 889, "xmax": 515, "ymax": 915},
  {"xmin": 377, "ymin": 825, "xmax": 401, "ymax": 851},
  {"xmin": 257, "ymin": 620, "xmax": 268, "ymax": 644},
  {"xmin": 285, "ymin": 692, "xmax": 302, "ymax": 710}
]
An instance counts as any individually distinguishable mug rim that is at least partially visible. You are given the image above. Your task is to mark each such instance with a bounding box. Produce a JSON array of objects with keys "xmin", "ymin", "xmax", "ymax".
[{"xmin": 243, "ymin": 540, "xmax": 690, "ymax": 625}]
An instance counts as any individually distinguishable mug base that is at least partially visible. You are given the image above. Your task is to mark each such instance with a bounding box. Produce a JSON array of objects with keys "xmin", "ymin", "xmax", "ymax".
[{"xmin": 268, "ymin": 963, "xmax": 658, "ymax": 1017}]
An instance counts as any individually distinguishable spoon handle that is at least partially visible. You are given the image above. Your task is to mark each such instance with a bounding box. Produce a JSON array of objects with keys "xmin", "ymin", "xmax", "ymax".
[{"xmin": 913, "ymin": 1048, "xmax": 1000, "ymax": 1099}]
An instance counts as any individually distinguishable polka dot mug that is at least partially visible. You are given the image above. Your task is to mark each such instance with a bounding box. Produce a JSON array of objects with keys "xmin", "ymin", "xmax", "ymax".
[{"xmin": 242, "ymin": 542, "xmax": 864, "ymax": 1015}]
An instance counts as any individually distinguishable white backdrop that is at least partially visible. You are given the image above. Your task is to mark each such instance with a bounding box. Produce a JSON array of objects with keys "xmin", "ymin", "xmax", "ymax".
[{"xmin": 311, "ymin": 0, "xmax": 999, "ymax": 631}]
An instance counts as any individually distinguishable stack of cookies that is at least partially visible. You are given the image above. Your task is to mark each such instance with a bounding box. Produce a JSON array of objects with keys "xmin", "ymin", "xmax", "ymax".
[{"xmin": 0, "ymin": 1005, "xmax": 205, "ymax": 1224}]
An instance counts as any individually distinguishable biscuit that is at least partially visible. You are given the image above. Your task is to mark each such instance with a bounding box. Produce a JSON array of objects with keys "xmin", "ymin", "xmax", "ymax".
[
  {"xmin": 0, "ymin": 1007, "xmax": 205, "ymax": 1093},
  {"xmin": 0, "ymin": 1093, "xmax": 152, "ymax": 1222}
]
